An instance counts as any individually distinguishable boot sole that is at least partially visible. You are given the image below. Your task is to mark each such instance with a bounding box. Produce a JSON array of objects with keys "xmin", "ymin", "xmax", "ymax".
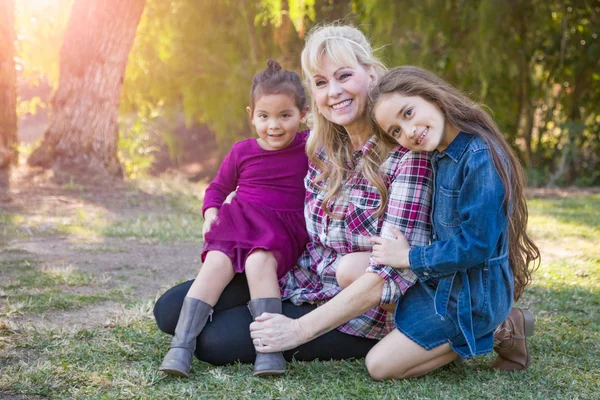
[
  {"xmin": 158, "ymin": 367, "xmax": 190, "ymax": 378},
  {"xmin": 521, "ymin": 309, "xmax": 534, "ymax": 337},
  {"xmin": 253, "ymin": 369, "xmax": 286, "ymax": 377},
  {"xmin": 519, "ymin": 308, "xmax": 534, "ymax": 369}
]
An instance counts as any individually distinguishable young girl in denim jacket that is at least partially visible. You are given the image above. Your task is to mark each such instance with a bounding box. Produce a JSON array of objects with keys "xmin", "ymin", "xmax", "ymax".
[{"xmin": 361, "ymin": 66, "xmax": 540, "ymax": 380}]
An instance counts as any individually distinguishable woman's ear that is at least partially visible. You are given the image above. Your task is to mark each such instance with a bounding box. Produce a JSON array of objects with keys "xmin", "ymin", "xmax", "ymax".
[{"xmin": 369, "ymin": 67, "xmax": 378, "ymax": 87}]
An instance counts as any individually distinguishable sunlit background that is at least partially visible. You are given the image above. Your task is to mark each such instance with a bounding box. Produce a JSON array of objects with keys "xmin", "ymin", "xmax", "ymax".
[{"xmin": 12, "ymin": 0, "xmax": 600, "ymax": 184}]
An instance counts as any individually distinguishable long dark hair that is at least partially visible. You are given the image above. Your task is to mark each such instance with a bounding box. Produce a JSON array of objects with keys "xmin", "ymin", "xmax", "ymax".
[{"xmin": 371, "ymin": 66, "xmax": 540, "ymax": 300}]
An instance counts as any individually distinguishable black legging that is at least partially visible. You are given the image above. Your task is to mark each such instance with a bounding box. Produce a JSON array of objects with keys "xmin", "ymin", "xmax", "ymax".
[{"xmin": 154, "ymin": 273, "xmax": 378, "ymax": 365}]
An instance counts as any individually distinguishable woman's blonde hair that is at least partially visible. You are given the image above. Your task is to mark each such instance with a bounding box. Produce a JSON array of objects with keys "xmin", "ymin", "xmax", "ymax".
[{"xmin": 301, "ymin": 23, "xmax": 395, "ymax": 217}]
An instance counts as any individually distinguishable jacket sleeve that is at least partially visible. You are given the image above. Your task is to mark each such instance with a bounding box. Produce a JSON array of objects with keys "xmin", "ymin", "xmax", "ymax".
[
  {"xmin": 409, "ymin": 149, "xmax": 506, "ymax": 280},
  {"xmin": 201, "ymin": 145, "xmax": 240, "ymax": 216}
]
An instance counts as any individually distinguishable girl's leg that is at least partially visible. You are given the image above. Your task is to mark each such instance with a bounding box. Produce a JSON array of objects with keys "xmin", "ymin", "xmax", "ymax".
[
  {"xmin": 160, "ymin": 251, "xmax": 235, "ymax": 377},
  {"xmin": 186, "ymin": 250, "xmax": 236, "ymax": 305},
  {"xmin": 365, "ymin": 328, "xmax": 458, "ymax": 380},
  {"xmin": 244, "ymin": 250, "xmax": 286, "ymax": 376},
  {"xmin": 244, "ymin": 250, "xmax": 279, "ymax": 299},
  {"xmin": 336, "ymin": 252, "xmax": 371, "ymax": 289},
  {"xmin": 154, "ymin": 274, "xmax": 250, "ymax": 335}
]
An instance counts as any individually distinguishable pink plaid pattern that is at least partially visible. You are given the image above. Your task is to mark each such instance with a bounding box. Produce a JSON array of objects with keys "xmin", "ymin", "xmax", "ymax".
[{"xmin": 280, "ymin": 137, "xmax": 433, "ymax": 340}]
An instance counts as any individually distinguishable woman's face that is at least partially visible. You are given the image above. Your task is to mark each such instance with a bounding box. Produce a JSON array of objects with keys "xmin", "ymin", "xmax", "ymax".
[
  {"xmin": 374, "ymin": 93, "xmax": 459, "ymax": 152},
  {"xmin": 310, "ymin": 54, "xmax": 375, "ymax": 132}
]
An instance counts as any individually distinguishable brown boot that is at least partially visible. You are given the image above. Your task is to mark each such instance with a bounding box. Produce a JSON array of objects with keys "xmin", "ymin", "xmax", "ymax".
[
  {"xmin": 248, "ymin": 298, "xmax": 286, "ymax": 376},
  {"xmin": 492, "ymin": 308, "xmax": 534, "ymax": 371}
]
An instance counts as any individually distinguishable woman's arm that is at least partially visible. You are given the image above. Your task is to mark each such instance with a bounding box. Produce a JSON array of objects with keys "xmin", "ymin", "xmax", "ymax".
[{"xmin": 250, "ymin": 272, "xmax": 384, "ymax": 353}]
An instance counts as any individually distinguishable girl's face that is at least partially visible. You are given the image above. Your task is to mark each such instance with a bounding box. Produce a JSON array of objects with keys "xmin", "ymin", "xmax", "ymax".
[
  {"xmin": 310, "ymin": 54, "xmax": 376, "ymax": 132},
  {"xmin": 247, "ymin": 94, "xmax": 306, "ymax": 151},
  {"xmin": 374, "ymin": 93, "xmax": 459, "ymax": 152}
]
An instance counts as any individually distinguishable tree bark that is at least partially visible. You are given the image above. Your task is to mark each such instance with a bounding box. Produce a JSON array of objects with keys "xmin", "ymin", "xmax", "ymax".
[
  {"xmin": 0, "ymin": 0, "xmax": 18, "ymax": 172},
  {"xmin": 28, "ymin": 0, "xmax": 146, "ymax": 177}
]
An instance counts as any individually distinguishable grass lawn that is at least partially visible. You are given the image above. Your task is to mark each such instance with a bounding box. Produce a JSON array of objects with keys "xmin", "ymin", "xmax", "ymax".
[{"xmin": 1, "ymin": 185, "xmax": 599, "ymax": 399}]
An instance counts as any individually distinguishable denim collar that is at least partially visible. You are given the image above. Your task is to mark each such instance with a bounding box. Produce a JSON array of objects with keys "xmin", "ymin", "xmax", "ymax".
[{"xmin": 436, "ymin": 131, "xmax": 475, "ymax": 162}]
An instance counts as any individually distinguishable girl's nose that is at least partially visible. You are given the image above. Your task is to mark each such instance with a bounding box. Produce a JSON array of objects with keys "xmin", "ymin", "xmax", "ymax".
[{"xmin": 406, "ymin": 126, "xmax": 416, "ymax": 138}]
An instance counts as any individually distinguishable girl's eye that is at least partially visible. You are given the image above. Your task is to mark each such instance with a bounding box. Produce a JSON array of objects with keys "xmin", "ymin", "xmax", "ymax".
[
  {"xmin": 258, "ymin": 114, "xmax": 268, "ymax": 119},
  {"xmin": 404, "ymin": 108, "xmax": 413, "ymax": 118},
  {"xmin": 392, "ymin": 128, "xmax": 402, "ymax": 138},
  {"xmin": 282, "ymin": 113, "xmax": 291, "ymax": 118}
]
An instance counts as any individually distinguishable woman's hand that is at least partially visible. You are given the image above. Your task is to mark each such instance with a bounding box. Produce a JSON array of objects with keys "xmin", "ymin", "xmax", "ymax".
[
  {"xmin": 249, "ymin": 313, "xmax": 309, "ymax": 353},
  {"xmin": 370, "ymin": 227, "xmax": 411, "ymax": 268}
]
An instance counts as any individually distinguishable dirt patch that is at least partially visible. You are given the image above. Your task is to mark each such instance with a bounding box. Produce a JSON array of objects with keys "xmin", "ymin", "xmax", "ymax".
[{"xmin": 1, "ymin": 164, "xmax": 202, "ymax": 331}]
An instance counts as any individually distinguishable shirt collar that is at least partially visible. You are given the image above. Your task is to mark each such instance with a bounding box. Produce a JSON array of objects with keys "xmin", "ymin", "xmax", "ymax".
[{"xmin": 437, "ymin": 131, "xmax": 474, "ymax": 162}]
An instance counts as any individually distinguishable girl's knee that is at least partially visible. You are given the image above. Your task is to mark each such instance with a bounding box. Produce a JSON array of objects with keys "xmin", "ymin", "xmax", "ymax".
[
  {"xmin": 245, "ymin": 250, "xmax": 277, "ymax": 273},
  {"xmin": 365, "ymin": 346, "xmax": 410, "ymax": 381},
  {"xmin": 365, "ymin": 350, "xmax": 391, "ymax": 381}
]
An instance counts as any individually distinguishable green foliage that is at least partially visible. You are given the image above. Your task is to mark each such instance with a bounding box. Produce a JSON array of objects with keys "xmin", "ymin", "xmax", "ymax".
[{"xmin": 15, "ymin": 0, "xmax": 599, "ymax": 185}]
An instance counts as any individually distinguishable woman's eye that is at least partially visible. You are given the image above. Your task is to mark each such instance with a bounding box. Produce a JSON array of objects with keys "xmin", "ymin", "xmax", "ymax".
[
  {"xmin": 404, "ymin": 108, "xmax": 413, "ymax": 118},
  {"xmin": 315, "ymin": 80, "xmax": 326, "ymax": 87},
  {"xmin": 392, "ymin": 128, "xmax": 401, "ymax": 137},
  {"xmin": 339, "ymin": 72, "xmax": 352, "ymax": 80}
]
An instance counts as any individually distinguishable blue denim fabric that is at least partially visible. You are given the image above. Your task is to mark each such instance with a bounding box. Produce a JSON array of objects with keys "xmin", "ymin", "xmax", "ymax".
[{"xmin": 396, "ymin": 132, "xmax": 514, "ymax": 358}]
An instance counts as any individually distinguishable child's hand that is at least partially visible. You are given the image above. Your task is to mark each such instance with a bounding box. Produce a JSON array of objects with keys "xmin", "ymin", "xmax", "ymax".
[
  {"xmin": 202, "ymin": 216, "xmax": 216, "ymax": 239},
  {"xmin": 369, "ymin": 228, "xmax": 411, "ymax": 268},
  {"xmin": 202, "ymin": 207, "xmax": 219, "ymax": 239}
]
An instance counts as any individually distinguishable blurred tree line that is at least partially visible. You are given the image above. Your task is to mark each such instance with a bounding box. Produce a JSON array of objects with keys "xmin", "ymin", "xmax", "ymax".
[{"xmin": 2, "ymin": 0, "xmax": 599, "ymax": 186}]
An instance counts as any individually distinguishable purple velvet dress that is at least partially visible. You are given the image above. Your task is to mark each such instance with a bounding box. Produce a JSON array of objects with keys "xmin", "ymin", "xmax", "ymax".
[{"xmin": 201, "ymin": 131, "xmax": 309, "ymax": 278}]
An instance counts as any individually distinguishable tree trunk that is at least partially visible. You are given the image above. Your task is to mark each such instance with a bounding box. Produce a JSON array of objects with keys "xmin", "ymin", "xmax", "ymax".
[
  {"xmin": 28, "ymin": 0, "xmax": 146, "ymax": 177},
  {"xmin": 0, "ymin": 0, "xmax": 17, "ymax": 173}
]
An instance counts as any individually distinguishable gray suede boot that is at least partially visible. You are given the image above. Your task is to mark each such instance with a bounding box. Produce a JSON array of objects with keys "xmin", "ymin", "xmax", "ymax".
[
  {"xmin": 159, "ymin": 297, "xmax": 213, "ymax": 377},
  {"xmin": 248, "ymin": 298, "xmax": 286, "ymax": 376}
]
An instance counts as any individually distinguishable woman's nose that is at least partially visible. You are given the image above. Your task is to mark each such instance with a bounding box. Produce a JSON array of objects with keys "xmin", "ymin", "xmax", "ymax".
[
  {"xmin": 328, "ymin": 81, "xmax": 342, "ymax": 97},
  {"xmin": 406, "ymin": 126, "xmax": 416, "ymax": 138}
]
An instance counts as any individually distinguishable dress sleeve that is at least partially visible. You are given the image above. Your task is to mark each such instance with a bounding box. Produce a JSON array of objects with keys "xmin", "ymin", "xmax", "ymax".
[
  {"xmin": 201, "ymin": 145, "xmax": 240, "ymax": 216},
  {"xmin": 366, "ymin": 150, "xmax": 433, "ymax": 304},
  {"xmin": 409, "ymin": 150, "xmax": 506, "ymax": 280}
]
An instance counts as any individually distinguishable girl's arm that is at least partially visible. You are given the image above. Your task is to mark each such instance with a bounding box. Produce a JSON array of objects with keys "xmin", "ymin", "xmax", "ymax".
[{"xmin": 201, "ymin": 145, "xmax": 240, "ymax": 216}]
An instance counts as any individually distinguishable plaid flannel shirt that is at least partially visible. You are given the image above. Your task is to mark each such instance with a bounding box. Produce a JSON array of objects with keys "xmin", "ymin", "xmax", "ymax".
[{"xmin": 280, "ymin": 136, "xmax": 433, "ymax": 340}]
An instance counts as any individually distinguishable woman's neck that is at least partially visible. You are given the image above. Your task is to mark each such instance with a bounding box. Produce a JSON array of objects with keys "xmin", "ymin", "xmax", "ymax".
[{"xmin": 344, "ymin": 117, "xmax": 373, "ymax": 151}]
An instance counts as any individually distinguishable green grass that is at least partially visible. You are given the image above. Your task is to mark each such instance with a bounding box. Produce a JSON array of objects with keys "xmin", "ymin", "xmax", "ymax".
[
  {"xmin": 1, "ymin": 194, "xmax": 599, "ymax": 399},
  {"xmin": 0, "ymin": 259, "xmax": 128, "ymax": 315}
]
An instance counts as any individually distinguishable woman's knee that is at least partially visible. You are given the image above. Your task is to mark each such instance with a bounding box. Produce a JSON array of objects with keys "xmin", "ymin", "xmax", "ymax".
[
  {"xmin": 336, "ymin": 252, "xmax": 370, "ymax": 289},
  {"xmin": 153, "ymin": 280, "xmax": 193, "ymax": 334}
]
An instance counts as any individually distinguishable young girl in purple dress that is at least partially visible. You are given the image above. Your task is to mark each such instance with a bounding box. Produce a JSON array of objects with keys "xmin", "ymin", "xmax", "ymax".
[{"xmin": 159, "ymin": 60, "xmax": 309, "ymax": 378}]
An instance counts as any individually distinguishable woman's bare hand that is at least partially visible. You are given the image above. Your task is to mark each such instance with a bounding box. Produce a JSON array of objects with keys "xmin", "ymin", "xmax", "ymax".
[{"xmin": 249, "ymin": 313, "xmax": 309, "ymax": 353}]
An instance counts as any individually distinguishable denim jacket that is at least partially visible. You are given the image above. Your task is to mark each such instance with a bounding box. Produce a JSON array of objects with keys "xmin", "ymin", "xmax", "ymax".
[{"xmin": 408, "ymin": 131, "xmax": 514, "ymax": 356}]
